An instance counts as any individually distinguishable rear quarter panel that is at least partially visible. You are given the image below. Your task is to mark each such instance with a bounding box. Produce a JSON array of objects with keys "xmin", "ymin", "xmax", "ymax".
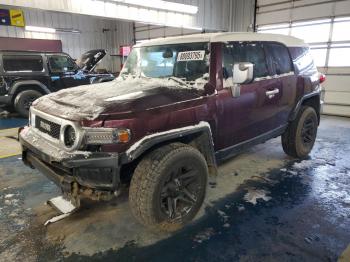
[{"xmin": 288, "ymin": 47, "xmax": 320, "ymax": 98}]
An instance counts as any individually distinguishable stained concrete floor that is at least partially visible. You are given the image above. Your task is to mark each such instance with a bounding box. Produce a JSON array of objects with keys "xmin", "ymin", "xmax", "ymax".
[{"xmin": 0, "ymin": 115, "xmax": 349, "ymax": 261}]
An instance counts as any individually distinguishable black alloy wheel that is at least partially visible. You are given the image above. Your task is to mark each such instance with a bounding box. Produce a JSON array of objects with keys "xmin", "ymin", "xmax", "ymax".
[
  {"xmin": 160, "ymin": 163, "xmax": 202, "ymax": 221},
  {"xmin": 301, "ymin": 116, "xmax": 317, "ymax": 147}
]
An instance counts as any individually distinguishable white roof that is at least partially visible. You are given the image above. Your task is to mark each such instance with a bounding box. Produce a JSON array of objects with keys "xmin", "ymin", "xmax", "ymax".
[{"xmin": 136, "ymin": 32, "xmax": 307, "ymax": 47}]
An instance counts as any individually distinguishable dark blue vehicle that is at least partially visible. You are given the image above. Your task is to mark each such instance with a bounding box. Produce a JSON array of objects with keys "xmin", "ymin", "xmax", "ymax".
[{"xmin": 0, "ymin": 49, "xmax": 115, "ymax": 117}]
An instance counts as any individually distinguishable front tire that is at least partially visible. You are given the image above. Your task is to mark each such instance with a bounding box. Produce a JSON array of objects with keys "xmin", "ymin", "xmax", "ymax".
[
  {"xmin": 282, "ymin": 106, "xmax": 318, "ymax": 158},
  {"xmin": 14, "ymin": 90, "xmax": 42, "ymax": 118},
  {"xmin": 129, "ymin": 143, "xmax": 208, "ymax": 232}
]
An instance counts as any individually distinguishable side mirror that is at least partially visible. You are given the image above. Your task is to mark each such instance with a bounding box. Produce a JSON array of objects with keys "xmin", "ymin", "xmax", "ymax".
[{"xmin": 232, "ymin": 62, "xmax": 254, "ymax": 84}]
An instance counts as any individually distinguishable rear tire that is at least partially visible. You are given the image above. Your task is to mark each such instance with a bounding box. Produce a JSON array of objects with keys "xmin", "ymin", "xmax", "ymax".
[
  {"xmin": 282, "ymin": 106, "xmax": 318, "ymax": 158},
  {"xmin": 14, "ymin": 90, "xmax": 42, "ymax": 118},
  {"xmin": 129, "ymin": 143, "xmax": 208, "ymax": 232}
]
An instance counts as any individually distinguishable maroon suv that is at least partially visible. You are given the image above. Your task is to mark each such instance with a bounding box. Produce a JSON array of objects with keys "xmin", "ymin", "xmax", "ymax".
[{"xmin": 19, "ymin": 32, "xmax": 324, "ymax": 230}]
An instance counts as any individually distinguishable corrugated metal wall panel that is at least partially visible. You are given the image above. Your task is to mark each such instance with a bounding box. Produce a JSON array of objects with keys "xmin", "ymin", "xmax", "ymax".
[
  {"xmin": 228, "ymin": 0, "xmax": 255, "ymax": 32},
  {"xmin": 0, "ymin": 9, "xmax": 134, "ymax": 73}
]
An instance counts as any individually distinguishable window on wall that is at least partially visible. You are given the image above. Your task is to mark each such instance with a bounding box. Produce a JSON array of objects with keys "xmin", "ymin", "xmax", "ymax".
[
  {"xmin": 291, "ymin": 19, "xmax": 331, "ymax": 43},
  {"xmin": 328, "ymin": 45, "xmax": 350, "ymax": 67},
  {"xmin": 309, "ymin": 46, "xmax": 328, "ymax": 67},
  {"xmin": 332, "ymin": 18, "xmax": 350, "ymax": 41},
  {"xmin": 257, "ymin": 17, "xmax": 350, "ymax": 67}
]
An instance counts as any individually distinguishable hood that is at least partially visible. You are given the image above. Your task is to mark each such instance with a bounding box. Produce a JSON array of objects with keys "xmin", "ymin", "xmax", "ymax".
[
  {"xmin": 77, "ymin": 49, "xmax": 107, "ymax": 72},
  {"xmin": 33, "ymin": 77, "xmax": 206, "ymax": 121}
]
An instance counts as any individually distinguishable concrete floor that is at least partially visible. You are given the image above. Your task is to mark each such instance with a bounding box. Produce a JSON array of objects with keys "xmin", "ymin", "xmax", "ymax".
[{"xmin": 0, "ymin": 115, "xmax": 349, "ymax": 261}]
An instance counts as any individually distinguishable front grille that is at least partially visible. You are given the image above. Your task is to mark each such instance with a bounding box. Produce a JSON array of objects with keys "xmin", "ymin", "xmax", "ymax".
[{"xmin": 35, "ymin": 116, "xmax": 61, "ymax": 139}]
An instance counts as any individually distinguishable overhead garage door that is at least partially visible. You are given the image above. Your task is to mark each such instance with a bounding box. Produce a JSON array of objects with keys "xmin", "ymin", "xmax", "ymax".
[{"xmin": 256, "ymin": 0, "xmax": 350, "ymax": 117}]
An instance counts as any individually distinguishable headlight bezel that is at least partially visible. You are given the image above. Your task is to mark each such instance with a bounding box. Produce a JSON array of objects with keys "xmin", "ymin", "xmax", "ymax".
[
  {"xmin": 29, "ymin": 108, "xmax": 131, "ymax": 151},
  {"xmin": 60, "ymin": 124, "xmax": 84, "ymax": 151},
  {"xmin": 63, "ymin": 125, "xmax": 77, "ymax": 148}
]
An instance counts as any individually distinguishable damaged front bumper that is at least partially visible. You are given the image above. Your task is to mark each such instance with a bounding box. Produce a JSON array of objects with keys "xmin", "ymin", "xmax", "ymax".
[{"xmin": 19, "ymin": 126, "xmax": 121, "ymax": 198}]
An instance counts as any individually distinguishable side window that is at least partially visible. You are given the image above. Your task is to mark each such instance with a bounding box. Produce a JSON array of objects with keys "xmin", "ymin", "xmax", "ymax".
[
  {"xmin": 222, "ymin": 42, "xmax": 269, "ymax": 83},
  {"xmin": 290, "ymin": 47, "xmax": 317, "ymax": 75},
  {"xmin": 3, "ymin": 55, "xmax": 43, "ymax": 72},
  {"xmin": 48, "ymin": 55, "xmax": 77, "ymax": 73},
  {"xmin": 264, "ymin": 43, "xmax": 293, "ymax": 75}
]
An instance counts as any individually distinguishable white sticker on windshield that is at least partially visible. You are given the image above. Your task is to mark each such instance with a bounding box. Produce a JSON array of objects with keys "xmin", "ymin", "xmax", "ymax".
[{"xmin": 177, "ymin": 51, "xmax": 205, "ymax": 61}]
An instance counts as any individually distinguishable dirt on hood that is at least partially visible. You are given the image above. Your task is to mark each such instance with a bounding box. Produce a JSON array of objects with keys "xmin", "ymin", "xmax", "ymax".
[{"xmin": 32, "ymin": 77, "xmax": 206, "ymax": 121}]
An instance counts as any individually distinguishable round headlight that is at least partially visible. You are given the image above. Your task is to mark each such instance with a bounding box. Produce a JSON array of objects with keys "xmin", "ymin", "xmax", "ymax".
[{"xmin": 64, "ymin": 125, "xmax": 76, "ymax": 148}]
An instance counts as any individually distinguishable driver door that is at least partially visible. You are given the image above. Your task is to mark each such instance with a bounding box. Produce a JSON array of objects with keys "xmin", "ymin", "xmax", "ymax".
[{"xmin": 215, "ymin": 42, "xmax": 282, "ymax": 151}]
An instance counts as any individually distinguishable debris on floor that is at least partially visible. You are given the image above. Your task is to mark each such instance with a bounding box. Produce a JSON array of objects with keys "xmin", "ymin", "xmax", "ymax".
[{"xmin": 243, "ymin": 188, "xmax": 272, "ymax": 205}]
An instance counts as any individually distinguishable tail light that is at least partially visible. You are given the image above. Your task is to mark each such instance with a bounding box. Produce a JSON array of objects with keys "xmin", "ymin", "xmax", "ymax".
[{"xmin": 319, "ymin": 73, "xmax": 326, "ymax": 83}]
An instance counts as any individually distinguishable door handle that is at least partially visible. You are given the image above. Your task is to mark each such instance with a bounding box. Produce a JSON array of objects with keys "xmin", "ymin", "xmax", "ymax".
[{"xmin": 266, "ymin": 88, "xmax": 279, "ymax": 98}]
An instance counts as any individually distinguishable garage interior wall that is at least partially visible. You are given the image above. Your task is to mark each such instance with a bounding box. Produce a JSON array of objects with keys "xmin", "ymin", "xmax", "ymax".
[
  {"xmin": 135, "ymin": 0, "xmax": 255, "ymax": 42},
  {"xmin": 0, "ymin": 8, "xmax": 134, "ymax": 73},
  {"xmin": 256, "ymin": 0, "xmax": 350, "ymax": 117},
  {"xmin": 1, "ymin": 0, "xmax": 255, "ymax": 72}
]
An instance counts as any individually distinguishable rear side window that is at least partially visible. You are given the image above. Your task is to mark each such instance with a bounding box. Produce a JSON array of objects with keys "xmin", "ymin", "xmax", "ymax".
[
  {"xmin": 223, "ymin": 42, "xmax": 269, "ymax": 80},
  {"xmin": 289, "ymin": 47, "xmax": 317, "ymax": 75},
  {"xmin": 3, "ymin": 55, "xmax": 43, "ymax": 72},
  {"xmin": 48, "ymin": 55, "xmax": 77, "ymax": 73},
  {"xmin": 264, "ymin": 43, "xmax": 293, "ymax": 75}
]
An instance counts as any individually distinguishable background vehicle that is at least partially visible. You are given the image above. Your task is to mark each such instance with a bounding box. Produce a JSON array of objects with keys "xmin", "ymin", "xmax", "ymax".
[
  {"xmin": 0, "ymin": 49, "xmax": 115, "ymax": 117},
  {"xmin": 19, "ymin": 33, "xmax": 324, "ymax": 231}
]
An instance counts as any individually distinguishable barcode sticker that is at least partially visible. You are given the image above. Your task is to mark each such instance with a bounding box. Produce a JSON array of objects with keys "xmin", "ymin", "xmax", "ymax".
[{"xmin": 177, "ymin": 51, "xmax": 205, "ymax": 61}]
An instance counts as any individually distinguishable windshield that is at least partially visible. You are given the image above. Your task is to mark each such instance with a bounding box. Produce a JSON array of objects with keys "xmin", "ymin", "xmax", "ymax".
[
  {"xmin": 120, "ymin": 42, "xmax": 210, "ymax": 83},
  {"xmin": 48, "ymin": 55, "xmax": 78, "ymax": 73}
]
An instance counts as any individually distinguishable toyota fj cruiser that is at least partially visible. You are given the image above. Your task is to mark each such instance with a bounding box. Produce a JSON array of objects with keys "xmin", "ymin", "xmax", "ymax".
[
  {"xmin": 0, "ymin": 49, "xmax": 114, "ymax": 117},
  {"xmin": 19, "ymin": 33, "xmax": 324, "ymax": 231}
]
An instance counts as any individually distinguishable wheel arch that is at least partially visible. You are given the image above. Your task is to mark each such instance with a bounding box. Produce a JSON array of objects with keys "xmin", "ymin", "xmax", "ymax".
[
  {"xmin": 10, "ymin": 80, "xmax": 50, "ymax": 102},
  {"xmin": 121, "ymin": 122, "xmax": 218, "ymax": 177},
  {"xmin": 290, "ymin": 91, "xmax": 321, "ymax": 124}
]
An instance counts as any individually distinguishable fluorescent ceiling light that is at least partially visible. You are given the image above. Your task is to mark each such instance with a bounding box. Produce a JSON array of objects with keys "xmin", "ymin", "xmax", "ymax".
[
  {"xmin": 112, "ymin": 0, "xmax": 198, "ymax": 14},
  {"xmin": 137, "ymin": 22, "xmax": 202, "ymax": 31},
  {"xmin": 56, "ymin": 28, "xmax": 81, "ymax": 34},
  {"xmin": 25, "ymin": 26, "xmax": 56, "ymax": 33},
  {"xmin": 181, "ymin": 25, "xmax": 203, "ymax": 31}
]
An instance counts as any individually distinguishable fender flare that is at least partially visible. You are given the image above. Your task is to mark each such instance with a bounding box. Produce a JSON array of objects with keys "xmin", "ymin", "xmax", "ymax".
[
  {"xmin": 121, "ymin": 121, "xmax": 218, "ymax": 176},
  {"xmin": 9, "ymin": 80, "xmax": 50, "ymax": 96},
  {"xmin": 289, "ymin": 90, "xmax": 321, "ymax": 122}
]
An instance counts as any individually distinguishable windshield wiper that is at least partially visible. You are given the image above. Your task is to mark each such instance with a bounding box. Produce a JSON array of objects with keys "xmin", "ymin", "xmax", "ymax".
[{"xmin": 168, "ymin": 76, "xmax": 188, "ymax": 86}]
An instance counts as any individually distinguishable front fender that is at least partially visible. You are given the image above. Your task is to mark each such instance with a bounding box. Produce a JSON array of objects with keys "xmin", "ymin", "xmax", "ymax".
[{"xmin": 121, "ymin": 121, "xmax": 218, "ymax": 176}]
